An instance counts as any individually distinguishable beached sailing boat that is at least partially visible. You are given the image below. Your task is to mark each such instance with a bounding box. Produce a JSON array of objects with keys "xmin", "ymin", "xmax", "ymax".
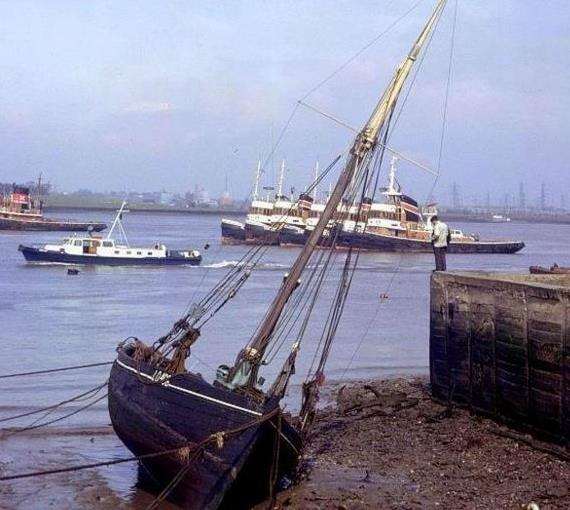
[{"xmin": 108, "ymin": 1, "xmax": 450, "ymax": 507}]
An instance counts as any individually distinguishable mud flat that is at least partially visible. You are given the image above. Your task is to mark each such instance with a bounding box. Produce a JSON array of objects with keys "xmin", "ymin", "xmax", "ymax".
[
  {"xmin": 1, "ymin": 378, "xmax": 568, "ymax": 509},
  {"xmin": 271, "ymin": 377, "xmax": 570, "ymax": 510}
]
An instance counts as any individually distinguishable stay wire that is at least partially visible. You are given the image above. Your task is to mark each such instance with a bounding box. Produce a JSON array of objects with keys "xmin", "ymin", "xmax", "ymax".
[
  {"xmin": 266, "ymin": 150, "xmax": 374, "ymax": 367},
  {"xmin": 426, "ymin": 0, "xmax": 458, "ymax": 203},
  {"xmin": 300, "ymin": 0, "xmax": 425, "ymax": 101},
  {"xmin": 305, "ymin": 154, "xmax": 376, "ymax": 379}
]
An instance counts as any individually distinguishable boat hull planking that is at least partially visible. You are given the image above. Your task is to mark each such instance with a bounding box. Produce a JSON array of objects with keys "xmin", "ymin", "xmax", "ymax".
[{"xmin": 108, "ymin": 349, "xmax": 301, "ymax": 509}]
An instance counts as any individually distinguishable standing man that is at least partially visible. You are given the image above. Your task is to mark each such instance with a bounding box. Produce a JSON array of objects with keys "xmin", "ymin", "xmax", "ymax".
[{"xmin": 430, "ymin": 215, "xmax": 450, "ymax": 271}]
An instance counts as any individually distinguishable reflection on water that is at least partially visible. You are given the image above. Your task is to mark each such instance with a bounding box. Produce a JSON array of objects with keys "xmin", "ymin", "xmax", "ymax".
[{"xmin": 1, "ymin": 210, "xmax": 569, "ymax": 507}]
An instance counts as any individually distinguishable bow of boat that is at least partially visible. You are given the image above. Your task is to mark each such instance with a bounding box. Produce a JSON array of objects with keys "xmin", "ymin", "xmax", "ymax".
[{"xmin": 108, "ymin": 344, "xmax": 301, "ymax": 509}]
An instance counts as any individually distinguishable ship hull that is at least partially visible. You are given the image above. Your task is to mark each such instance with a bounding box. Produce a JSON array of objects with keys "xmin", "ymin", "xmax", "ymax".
[
  {"xmin": 337, "ymin": 230, "xmax": 525, "ymax": 254},
  {"xmin": 244, "ymin": 220, "xmax": 279, "ymax": 245},
  {"xmin": 0, "ymin": 216, "xmax": 106, "ymax": 232},
  {"xmin": 220, "ymin": 219, "xmax": 246, "ymax": 244},
  {"xmin": 18, "ymin": 245, "xmax": 202, "ymax": 266},
  {"xmin": 223, "ymin": 224, "xmax": 524, "ymax": 254},
  {"xmin": 108, "ymin": 348, "xmax": 301, "ymax": 509}
]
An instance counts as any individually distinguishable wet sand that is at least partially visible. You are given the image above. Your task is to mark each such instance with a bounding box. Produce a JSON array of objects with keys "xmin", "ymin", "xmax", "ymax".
[
  {"xmin": 271, "ymin": 377, "xmax": 570, "ymax": 510},
  {"xmin": 0, "ymin": 426, "xmax": 178, "ymax": 510}
]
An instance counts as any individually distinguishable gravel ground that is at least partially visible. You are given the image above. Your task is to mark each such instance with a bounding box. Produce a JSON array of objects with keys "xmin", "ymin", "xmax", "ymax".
[{"xmin": 270, "ymin": 377, "xmax": 569, "ymax": 510}]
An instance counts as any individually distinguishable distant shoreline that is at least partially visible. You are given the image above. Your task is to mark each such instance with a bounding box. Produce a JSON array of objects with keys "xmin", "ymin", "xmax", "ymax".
[
  {"xmin": 43, "ymin": 203, "xmax": 570, "ymax": 225},
  {"xmin": 44, "ymin": 204, "xmax": 246, "ymax": 217},
  {"xmin": 441, "ymin": 211, "xmax": 570, "ymax": 225}
]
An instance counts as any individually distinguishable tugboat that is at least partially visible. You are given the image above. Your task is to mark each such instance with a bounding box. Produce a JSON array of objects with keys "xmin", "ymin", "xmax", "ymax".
[
  {"xmin": 0, "ymin": 179, "xmax": 106, "ymax": 232},
  {"xmin": 222, "ymin": 157, "xmax": 525, "ymax": 254},
  {"xmin": 18, "ymin": 202, "xmax": 201, "ymax": 266}
]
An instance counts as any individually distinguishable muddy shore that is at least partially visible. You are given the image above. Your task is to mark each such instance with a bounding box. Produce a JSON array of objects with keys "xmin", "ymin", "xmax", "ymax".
[
  {"xmin": 1, "ymin": 376, "xmax": 569, "ymax": 509},
  {"xmin": 270, "ymin": 376, "xmax": 570, "ymax": 510}
]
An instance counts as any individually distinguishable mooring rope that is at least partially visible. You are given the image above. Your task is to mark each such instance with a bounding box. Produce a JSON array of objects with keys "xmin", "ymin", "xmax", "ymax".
[
  {"xmin": 0, "ymin": 361, "xmax": 113, "ymax": 380},
  {"xmin": 1, "ymin": 391, "xmax": 108, "ymax": 438},
  {"xmin": 0, "ymin": 407, "xmax": 280, "ymax": 483},
  {"xmin": 0, "ymin": 381, "xmax": 108, "ymax": 425}
]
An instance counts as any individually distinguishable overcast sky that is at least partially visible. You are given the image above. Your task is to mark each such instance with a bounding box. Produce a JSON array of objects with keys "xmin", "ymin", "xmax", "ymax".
[{"xmin": 1, "ymin": 1, "xmax": 568, "ymax": 205}]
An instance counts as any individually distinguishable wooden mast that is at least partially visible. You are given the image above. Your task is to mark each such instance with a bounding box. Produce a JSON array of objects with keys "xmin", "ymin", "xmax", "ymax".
[{"xmin": 233, "ymin": 0, "xmax": 448, "ymax": 384}]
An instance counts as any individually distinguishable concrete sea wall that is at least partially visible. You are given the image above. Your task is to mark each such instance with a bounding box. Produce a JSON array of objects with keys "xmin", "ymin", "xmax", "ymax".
[{"xmin": 430, "ymin": 271, "xmax": 570, "ymax": 443}]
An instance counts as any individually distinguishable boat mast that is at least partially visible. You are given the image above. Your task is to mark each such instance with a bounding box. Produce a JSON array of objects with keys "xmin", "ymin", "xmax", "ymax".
[
  {"xmin": 37, "ymin": 172, "xmax": 43, "ymax": 213},
  {"xmin": 106, "ymin": 200, "xmax": 129, "ymax": 245},
  {"xmin": 233, "ymin": 0, "xmax": 449, "ymax": 385}
]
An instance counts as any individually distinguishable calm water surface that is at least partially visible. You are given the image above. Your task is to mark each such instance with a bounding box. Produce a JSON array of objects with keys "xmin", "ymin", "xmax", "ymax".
[{"xmin": 1, "ymin": 210, "xmax": 568, "ymax": 507}]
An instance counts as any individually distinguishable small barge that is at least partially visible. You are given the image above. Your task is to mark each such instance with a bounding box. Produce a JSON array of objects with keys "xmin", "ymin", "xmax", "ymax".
[
  {"xmin": 18, "ymin": 202, "xmax": 201, "ymax": 266},
  {"xmin": 529, "ymin": 263, "xmax": 570, "ymax": 275},
  {"xmin": 1, "ymin": 182, "xmax": 106, "ymax": 232}
]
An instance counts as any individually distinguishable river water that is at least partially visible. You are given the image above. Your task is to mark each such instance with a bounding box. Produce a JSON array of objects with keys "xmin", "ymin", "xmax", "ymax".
[{"xmin": 0, "ymin": 210, "xmax": 568, "ymax": 508}]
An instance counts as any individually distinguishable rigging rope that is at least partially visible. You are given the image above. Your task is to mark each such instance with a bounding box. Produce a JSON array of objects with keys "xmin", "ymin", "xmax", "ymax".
[
  {"xmin": 2, "ymin": 381, "xmax": 107, "ymax": 438},
  {"xmin": 244, "ymin": 0, "xmax": 425, "ymax": 200},
  {"xmin": 154, "ymin": 154, "xmax": 345, "ymax": 352},
  {"xmin": 300, "ymin": 0, "xmax": 425, "ymax": 101},
  {"xmin": 0, "ymin": 381, "xmax": 108, "ymax": 425},
  {"xmin": 1, "ymin": 391, "xmax": 108, "ymax": 438},
  {"xmin": 0, "ymin": 407, "xmax": 280, "ymax": 482}
]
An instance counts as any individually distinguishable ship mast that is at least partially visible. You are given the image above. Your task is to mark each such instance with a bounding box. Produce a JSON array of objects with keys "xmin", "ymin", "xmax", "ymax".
[
  {"xmin": 106, "ymin": 201, "xmax": 129, "ymax": 246},
  {"xmin": 313, "ymin": 160, "xmax": 319, "ymax": 201},
  {"xmin": 232, "ymin": 0, "xmax": 449, "ymax": 386},
  {"xmin": 387, "ymin": 156, "xmax": 400, "ymax": 195},
  {"xmin": 37, "ymin": 172, "xmax": 43, "ymax": 213},
  {"xmin": 252, "ymin": 159, "xmax": 262, "ymax": 200},
  {"xmin": 277, "ymin": 159, "xmax": 285, "ymax": 198}
]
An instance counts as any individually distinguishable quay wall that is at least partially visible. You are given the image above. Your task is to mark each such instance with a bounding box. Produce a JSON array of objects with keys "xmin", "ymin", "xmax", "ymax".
[{"xmin": 430, "ymin": 271, "xmax": 570, "ymax": 444}]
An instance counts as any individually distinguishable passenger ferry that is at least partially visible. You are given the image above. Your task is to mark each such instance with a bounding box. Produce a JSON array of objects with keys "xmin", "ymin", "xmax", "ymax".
[{"xmin": 18, "ymin": 202, "xmax": 202, "ymax": 266}]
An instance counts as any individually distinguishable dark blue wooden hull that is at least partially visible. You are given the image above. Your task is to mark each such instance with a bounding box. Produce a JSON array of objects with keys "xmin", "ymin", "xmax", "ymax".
[
  {"xmin": 18, "ymin": 245, "xmax": 202, "ymax": 266},
  {"xmin": 108, "ymin": 347, "xmax": 301, "ymax": 509}
]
